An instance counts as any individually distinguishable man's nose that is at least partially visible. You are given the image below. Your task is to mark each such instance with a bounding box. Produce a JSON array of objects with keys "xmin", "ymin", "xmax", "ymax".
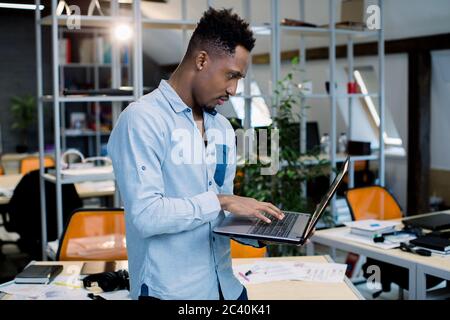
[{"xmin": 226, "ymin": 82, "xmax": 238, "ymax": 96}]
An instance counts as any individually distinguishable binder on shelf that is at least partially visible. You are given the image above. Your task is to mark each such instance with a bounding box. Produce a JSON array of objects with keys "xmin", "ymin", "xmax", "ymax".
[
  {"xmin": 103, "ymin": 42, "xmax": 112, "ymax": 64},
  {"xmin": 95, "ymin": 36, "xmax": 104, "ymax": 64},
  {"xmin": 79, "ymin": 38, "xmax": 95, "ymax": 63},
  {"xmin": 59, "ymin": 38, "xmax": 71, "ymax": 64}
]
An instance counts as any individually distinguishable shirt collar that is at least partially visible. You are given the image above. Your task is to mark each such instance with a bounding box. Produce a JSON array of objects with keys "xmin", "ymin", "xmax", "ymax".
[
  {"xmin": 158, "ymin": 80, "xmax": 217, "ymax": 117},
  {"xmin": 204, "ymin": 107, "xmax": 217, "ymax": 116}
]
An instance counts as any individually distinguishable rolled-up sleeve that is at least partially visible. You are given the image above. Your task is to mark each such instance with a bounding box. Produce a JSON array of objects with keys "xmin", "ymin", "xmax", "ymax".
[{"xmin": 108, "ymin": 108, "xmax": 221, "ymax": 239}]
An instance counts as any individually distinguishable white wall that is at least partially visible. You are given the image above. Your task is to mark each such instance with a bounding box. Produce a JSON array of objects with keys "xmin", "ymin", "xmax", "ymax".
[{"xmin": 431, "ymin": 50, "xmax": 450, "ymax": 171}]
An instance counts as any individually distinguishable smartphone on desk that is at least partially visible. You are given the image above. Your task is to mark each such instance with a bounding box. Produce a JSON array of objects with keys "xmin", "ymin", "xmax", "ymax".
[{"xmin": 80, "ymin": 261, "xmax": 117, "ymax": 276}]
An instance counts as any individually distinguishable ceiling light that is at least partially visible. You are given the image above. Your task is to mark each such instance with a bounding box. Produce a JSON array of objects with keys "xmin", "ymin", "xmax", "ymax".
[
  {"xmin": 0, "ymin": 2, "xmax": 44, "ymax": 10},
  {"xmin": 114, "ymin": 24, "xmax": 132, "ymax": 41}
]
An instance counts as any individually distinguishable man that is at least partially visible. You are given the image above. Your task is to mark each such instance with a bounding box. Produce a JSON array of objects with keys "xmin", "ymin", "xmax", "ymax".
[{"xmin": 108, "ymin": 8, "xmax": 284, "ymax": 300}]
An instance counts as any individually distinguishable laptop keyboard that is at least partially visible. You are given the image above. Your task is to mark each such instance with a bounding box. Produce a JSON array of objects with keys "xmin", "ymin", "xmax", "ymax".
[{"xmin": 249, "ymin": 211, "xmax": 298, "ymax": 238}]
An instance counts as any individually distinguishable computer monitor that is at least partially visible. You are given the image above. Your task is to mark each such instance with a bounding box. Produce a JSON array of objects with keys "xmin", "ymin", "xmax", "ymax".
[
  {"xmin": 306, "ymin": 122, "xmax": 320, "ymax": 152},
  {"xmin": 284, "ymin": 121, "xmax": 320, "ymax": 153}
]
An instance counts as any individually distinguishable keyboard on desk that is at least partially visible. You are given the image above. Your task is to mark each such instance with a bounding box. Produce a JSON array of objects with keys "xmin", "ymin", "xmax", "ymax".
[{"xmin": 249, "ymin": 211, "xmax": 300, "ymax": 238}]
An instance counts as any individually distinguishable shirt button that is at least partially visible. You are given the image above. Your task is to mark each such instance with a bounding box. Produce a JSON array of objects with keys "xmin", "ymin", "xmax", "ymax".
[
  {"xmin": 141, "ymin": 166, "xmax": 146, "ymax": 171},
  {"xmin": 213, "ymin": 237, "xmax": 215, "ymax": 242},
  {"xmin": 186, "ymin": 109, "xmax": 191, "ymax": 112},
  {"xmin": 209, "ymin": 181, "xmax": 212, "ymax": 186}
]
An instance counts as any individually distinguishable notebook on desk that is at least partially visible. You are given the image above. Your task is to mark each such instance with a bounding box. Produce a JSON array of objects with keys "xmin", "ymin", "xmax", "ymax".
[
  {"xmin": 15, "ymin": 264, "xmax": 63, "ymax": 284},
  {"xmin": 410, "ymin": 236, "xmax": 450, "ymax": 254}
]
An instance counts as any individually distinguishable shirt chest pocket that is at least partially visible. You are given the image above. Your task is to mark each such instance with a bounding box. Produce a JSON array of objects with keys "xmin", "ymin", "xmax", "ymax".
[{"xmin": 213, "ymin": 144, "xmax": 228, "ymax": 187}]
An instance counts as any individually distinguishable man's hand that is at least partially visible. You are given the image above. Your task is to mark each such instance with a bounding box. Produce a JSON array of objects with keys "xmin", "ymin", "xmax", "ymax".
[{"xmin": 217, "ymin": 195, "xmax": 284, "ymax": 223}]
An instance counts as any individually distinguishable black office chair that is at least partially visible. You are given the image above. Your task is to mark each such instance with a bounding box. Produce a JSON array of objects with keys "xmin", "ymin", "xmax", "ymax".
[{"xmin": 0, "ymin": 169, "xmax": 82, "ymax": 260}]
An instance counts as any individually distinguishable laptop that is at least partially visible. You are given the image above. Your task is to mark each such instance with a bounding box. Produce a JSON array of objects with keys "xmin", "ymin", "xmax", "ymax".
[
  {"xmin": 403, "ymin": 212, "xmax": 450, "ymax": 231},
  {"xmin": 213, "ymin": 157, "xmax": 350, "ymax": 245}
]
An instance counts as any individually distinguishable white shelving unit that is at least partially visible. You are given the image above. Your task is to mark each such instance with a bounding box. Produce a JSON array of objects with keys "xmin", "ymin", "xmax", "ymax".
[
  {"xmin": 272, "ymin": 0, "xmax": 385, "ymax": 221},
  {"xmin": 35, "ymin": 0, "xmax": 142, "ymax": 259},
  {"xmin": 233, "ymin": 0, "xmax": 385, "ymax": 222},
  {"xmin": 57, "ymin": 26, "xmax": 131, "ymax": 156},
  {"xmin": 34, "ymin": 0, "xmax": 385, "ymax": 258}
]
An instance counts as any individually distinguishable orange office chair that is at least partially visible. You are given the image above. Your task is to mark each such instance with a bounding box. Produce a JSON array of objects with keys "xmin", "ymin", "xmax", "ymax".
[
  {"xmin": 56, "ymin": 208, "xmax": 127, "ymax": 261},
  {"xmin": 346, "ymin": 185, "xmax": 403, "ymax": 221},
  {"xmin": 0, "ymin": 164, "xmax": 4, "ymax": 175},
  {"xmin": 230, "ymin": 239, "xmax": 267, "ymax": 258},
  {"xmin": 20, "ymin": 156, "xmax": 55, "ymax": 175},
  {"xmin": 345, "ymin": 186, "xmax": 443, "ymax": 298}
]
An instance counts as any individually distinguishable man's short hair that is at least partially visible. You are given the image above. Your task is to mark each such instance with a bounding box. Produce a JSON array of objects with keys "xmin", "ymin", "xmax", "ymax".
[{"xmin": 187, "ymin": 8, "xmax": 255, "ymax": 57}]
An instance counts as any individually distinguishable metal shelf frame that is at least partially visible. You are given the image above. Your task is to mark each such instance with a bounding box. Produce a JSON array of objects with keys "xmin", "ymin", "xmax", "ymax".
[
  {"xmin": 34, "ymin": 0, "xmax": 385, "ymax": 259},
  {"xmin": 35, "ymin": 0, "xmax": 142, "ymax": 259},
  {"xmin": 273, "ymin": 0, "xmax": 385, "ymax": 221}
]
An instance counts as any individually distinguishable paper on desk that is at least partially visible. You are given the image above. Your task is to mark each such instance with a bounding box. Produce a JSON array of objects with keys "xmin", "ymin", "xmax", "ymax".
[
  {"xmin": 98, "ymin": 289, "xmax": 131, "ymax": 300},
  {"xmin": 330, "ymin": 229, "xmax": 416, "ymax": 249},
  {"xmin": 39, "ymin": 285, "xmax": 90, "ymax": 300},
  {"xmin": 0, "ymin": 270, "xmax": 91, "ymax": 300},
  {"xmin": 0, "ymin": 281, "xmax": 91, "ymax": 300},
  {"xmin": 232, "ymin": 261, "xmax": 347, "ymax": 285},
  {"xmin": 0, "ymin": 283, "xmax": 48, "ymax": 299},
  {"xmin": 233, "ymin": 261, "xmax": 307, "ymax": 284},
  {"xmin": 293, "ymin": 262, "xmax": 347, "ymax": 282},
  {"xmin": 0, "ymin": 187, "xmax": 13, "ymax": 198}
]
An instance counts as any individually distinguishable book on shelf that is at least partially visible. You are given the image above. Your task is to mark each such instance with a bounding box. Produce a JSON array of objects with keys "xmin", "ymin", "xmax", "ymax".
[
  {"xmin": 95, "ymin": 36, "xmax": 104, "ymax": 64},
  {"xmin": 79, "ymin": 38, "xmax": 95, "ymax": 63},
  {"xmin": 319, "ymin": 21, "xmax": 367, "ymax": 31},
  {"xmin": 281, "ymin": 18, "xmax": 317, "ymax": 28},
  {"xmin": 103, "ymin": 42, "xmax": 112, "ymax": 64},
  {"xmin": 59, "ymin": 38, "xmax": 72, "ymax": 64},
  {"xmin": 70, "ymin": 112, "xmax": 87, "ymax": 130}
]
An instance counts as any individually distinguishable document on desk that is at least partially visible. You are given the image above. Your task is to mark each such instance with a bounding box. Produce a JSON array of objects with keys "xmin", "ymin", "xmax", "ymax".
[
  {"xmin": 232, "ymin": 261, "xmax": 347, "ymax": 285},
  {"xmin": 0, "ymin": 187, "xmax": 13, "ymax": 198},
  {"xmin": 0, "ymin": 274, "xmax": 90, "ymax": 300},
  {"xmin": 293, "ymin": 262, "xmax": 347, "ymax": 282},
  {"xmin": 330, "ymin": 229, "xmax": 416, "ymax": 250},
  {"xmin": 98, "ymin": 289, "xmax": 131, "ymax": 300}
]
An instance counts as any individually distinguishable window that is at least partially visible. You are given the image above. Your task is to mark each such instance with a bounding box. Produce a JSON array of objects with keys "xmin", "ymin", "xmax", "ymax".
[
  {"xmin": 229, "ymin": 79, "xmax": 272, "ymax": 128},
  {"xmin": 353, "ymin": 66, "xmax": 402, "ymax": 146}
]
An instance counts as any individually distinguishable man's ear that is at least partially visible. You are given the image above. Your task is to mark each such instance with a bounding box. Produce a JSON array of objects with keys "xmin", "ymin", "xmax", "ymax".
[{"xmin": 195, "ymin": 50, "xmax": 208, "ymax": 71}]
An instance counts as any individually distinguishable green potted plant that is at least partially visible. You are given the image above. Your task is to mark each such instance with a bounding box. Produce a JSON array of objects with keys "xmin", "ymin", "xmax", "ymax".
[
  {"xmin": 10, "ymin": 94, "xmax": 36, "ymax": 153},
  {"xmin": 234, "ymin": 57, "xmax": 332, "ymax": 257}
]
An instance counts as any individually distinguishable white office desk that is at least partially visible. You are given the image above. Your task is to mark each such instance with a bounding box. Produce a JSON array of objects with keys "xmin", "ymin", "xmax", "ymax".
[
  {"xmin": 0, "ymin": 256, "xmax": 363, "ymax": 300},
  {"xmin": 307, "ymin": 211, "xmax": 450, "ymax": 300},
  {"xmin": 0, "ymin": 174, "xmax": 115, "ymax": 205}
]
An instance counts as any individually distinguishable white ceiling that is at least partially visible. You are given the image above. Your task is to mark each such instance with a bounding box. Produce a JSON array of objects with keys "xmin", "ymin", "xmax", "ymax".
[{"xmin": 139, "ymin": 0, "xmax": 450, "ymax": 65}]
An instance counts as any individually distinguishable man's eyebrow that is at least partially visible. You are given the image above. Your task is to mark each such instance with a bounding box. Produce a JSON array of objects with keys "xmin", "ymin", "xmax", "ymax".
[{"xmin": 229, "ymin": 70, "xmax": 245, "ymax": 78}]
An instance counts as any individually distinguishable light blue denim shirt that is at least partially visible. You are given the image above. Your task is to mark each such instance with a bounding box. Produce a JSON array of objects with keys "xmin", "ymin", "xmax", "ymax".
[{"xmin": 107, "ymin": 80, "xmax": 261, "ymax": 300}]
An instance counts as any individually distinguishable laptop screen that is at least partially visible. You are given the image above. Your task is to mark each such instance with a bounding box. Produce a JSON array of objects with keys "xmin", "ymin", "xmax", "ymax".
[{"xmin": 304, "ymin": 157, "xmax": 350, "ymax": 237}]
